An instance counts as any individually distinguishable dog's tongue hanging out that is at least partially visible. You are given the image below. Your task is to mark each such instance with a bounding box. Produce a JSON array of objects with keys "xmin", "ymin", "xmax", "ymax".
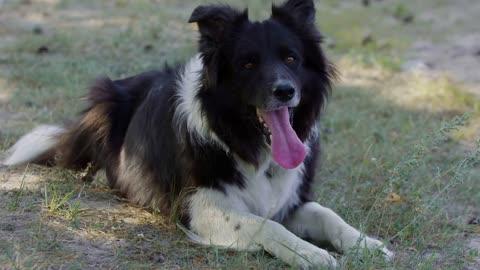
[{"xmin": 260, "ymin": 108, "xmax": 306, "ymax": 169}]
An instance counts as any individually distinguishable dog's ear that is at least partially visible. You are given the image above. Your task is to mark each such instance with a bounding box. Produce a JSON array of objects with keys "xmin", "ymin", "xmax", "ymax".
[
  {"xmin": 189, "ymin": 4, "xmax": 247, "ymax": 42},
  {"xmin": 272, "ymin": 0, "xmax": 316, "ymax": 25}
]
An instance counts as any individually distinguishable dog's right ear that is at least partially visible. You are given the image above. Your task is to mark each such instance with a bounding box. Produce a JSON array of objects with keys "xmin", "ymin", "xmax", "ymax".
[
  {"xmin": 188, "ymin": 4, "xmax": 247, "ymax": 42},
  {"xmin": 272, "ymin": 0, "xmax": 316, "ymax": 25}
]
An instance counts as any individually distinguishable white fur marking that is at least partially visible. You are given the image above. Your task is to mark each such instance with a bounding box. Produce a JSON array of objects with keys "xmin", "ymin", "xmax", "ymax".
[
  {"xmin": 3, "ymin": 125, "xmax": 64, "ymax": 166},
  {"xmin": 188, "ymin": 188, "xmax": 338, "ymax": 268},
  {"xmin": 284, "ymin": 202, "xmax": 394, "ymax": 261},
  {"xmin": 227, "ymin": 154, "xmax": 304, "ymax": 221},
  {"xmin": 173, "ymin": 54, "xmax": 229, "ymax": 151},
  {"xmin": 174, "ymin": 54, "xmax": 207, "ymax": 139}
]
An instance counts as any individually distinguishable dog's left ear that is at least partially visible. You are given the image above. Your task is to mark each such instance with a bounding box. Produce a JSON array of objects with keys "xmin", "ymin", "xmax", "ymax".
[
  {"xmin": 189, "ymin": 4, "xmax": 247, "ymax": 42},
  {"xmin": 272, "ymin": 0, "xmax": 316, "ymax": 25}
]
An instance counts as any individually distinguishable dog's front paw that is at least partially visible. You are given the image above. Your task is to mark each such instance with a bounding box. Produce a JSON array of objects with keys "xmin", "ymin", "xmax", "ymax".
[
  {"xmin": 364, "ymin": 237, "xmax": 394, "ymax": 262},
  {"xmin": 293, "ymin": 247, "xmax": 338, "ymax": 269}
]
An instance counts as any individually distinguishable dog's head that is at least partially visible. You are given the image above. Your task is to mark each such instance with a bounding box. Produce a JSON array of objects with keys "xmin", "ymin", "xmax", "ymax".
[{"xmin": 189, "ymin": 0, "xmax": 334, "ymax": 169}]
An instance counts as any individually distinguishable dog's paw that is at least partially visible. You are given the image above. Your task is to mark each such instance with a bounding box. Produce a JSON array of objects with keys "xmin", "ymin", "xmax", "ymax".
[
  {"xmin": 364, "ymin": 237, "xmax": 394, "ymax": 262},
  {"xmin": 293, "ymin": 247, "xmax": 338, "ymax": 269}
]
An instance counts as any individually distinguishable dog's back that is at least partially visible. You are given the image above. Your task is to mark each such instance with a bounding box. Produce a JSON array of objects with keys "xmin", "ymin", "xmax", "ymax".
[{"xmin": 3, "ymin": 68, "xmax": 175, "ymax": 183}]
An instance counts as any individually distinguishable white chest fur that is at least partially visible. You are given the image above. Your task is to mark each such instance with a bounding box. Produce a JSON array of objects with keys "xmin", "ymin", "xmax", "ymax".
[{"xmin": 225, "ymin": 155, "xmax": 304, "ymax": 221}]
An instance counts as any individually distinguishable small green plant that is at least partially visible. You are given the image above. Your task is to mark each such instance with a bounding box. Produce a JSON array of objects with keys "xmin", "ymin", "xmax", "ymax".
[
  {"xmin": 43, "ymin": 184, "xmax": 88, "ymax": 221},
  {"xmin": 392, "ymin": 3, "xmax": 415, "ymax": 23},
  {"xmin": 44, "ymin": 185, "xmax": 75, "ymax": 215},
  {"xmin": 7, "ymin": 165, "xmax": 29, "ymax": 210},
  {"xmin": 467, "ymin": 249, "xmax": 480, "ymax": 261},
  {"xmin": 65, "ymin": 200, "xmax": 83, "ymax": 221}
]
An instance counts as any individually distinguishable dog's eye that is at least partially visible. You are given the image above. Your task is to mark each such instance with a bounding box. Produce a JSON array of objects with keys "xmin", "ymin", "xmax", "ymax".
[
  {"xmin": 285, "ymin": 56, "xmax": 296, "ymax": 64},
  {"xmin": 244, "ymin": 63, "xmax": 255, "ymax": 70}
]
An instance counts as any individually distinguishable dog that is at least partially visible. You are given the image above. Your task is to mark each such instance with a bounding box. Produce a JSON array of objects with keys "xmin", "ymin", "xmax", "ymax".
[{"xmin": 3, "ymin": 0, "xmax": 393, "ymax": 268}]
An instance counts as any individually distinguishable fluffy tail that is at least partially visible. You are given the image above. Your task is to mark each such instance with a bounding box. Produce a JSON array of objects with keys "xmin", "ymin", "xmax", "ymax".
[
  {"xmin": 2, "ymin": 77, "xmax": 132, "ymax": 171},
  {"xmin": 2, "ymin": 125, "xmax": 65, "ymax": 166},
  {"xmin": 1, "ymin": 71, "xmax": 156, "ymax": 173}
]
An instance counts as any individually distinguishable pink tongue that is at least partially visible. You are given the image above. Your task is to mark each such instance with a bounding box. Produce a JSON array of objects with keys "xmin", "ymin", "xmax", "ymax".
[{"xmin": 261, "ymin": 108, "xmax": 306, "ymax": 169}]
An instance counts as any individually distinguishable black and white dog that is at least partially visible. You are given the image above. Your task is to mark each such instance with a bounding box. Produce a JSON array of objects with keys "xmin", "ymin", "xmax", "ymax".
[{"xmin": 3, "ymin": 0, "xmax": 393, "ymax": 268}]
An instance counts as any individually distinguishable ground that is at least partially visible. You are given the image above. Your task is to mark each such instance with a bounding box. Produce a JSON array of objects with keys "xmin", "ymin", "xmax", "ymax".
[{"xmin": 0, "ymin": 0, "xmax": 479, "ymax": 269}]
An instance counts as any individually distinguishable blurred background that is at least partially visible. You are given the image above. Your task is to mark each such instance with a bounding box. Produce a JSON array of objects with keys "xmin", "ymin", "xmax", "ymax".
[{"xmin": 0, "ymin": 0, "xmax": 479, "ymax": 269}]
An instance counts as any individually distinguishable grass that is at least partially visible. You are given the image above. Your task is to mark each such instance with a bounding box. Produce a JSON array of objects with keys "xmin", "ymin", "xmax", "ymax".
[
  {"xmin": 43, "ymin": 182, "xmax": 88, "ymax": 224},
  {"xmin": 0, "ymin": 0, "xmax": 479, "ymax": 269},
  {"xmin": 6, "ymin": 165, "xmax": 29, "ymax": 210}
]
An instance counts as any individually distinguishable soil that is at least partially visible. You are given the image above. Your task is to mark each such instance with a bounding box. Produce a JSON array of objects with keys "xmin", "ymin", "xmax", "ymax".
[{"xmin": 403, "ymin": 0, "xmax": 480, "ymax": 97}]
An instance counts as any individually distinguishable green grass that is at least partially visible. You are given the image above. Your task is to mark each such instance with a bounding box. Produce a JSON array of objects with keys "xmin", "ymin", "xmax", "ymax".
[
  {"xmin": 6, "ymin": 165, "xmax": 29, "ymax": 210},
  {"xmin": 0, "ymin": 0, "xmax": 479, "ymax": 269},
  {"xmin": 43, "ymin": 182, "xmax": 88, "ymax": 224}
]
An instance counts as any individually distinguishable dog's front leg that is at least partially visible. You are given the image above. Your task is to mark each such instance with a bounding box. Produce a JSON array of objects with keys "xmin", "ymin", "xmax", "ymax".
[
  {"xmin": 283, "ymin": 202, "xmax": 394, "ymax": 261},
  {"xmin": 188, "ymin": 189, "xmax": 337, "ymax": 269}
]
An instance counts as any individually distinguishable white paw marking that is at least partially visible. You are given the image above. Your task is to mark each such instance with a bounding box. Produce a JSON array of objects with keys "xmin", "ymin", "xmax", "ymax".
[
  {"xmin": 365, "ymin": 237, "xmax": 395, "ymax": 262},
  {"xmin": 293, "ymin": 246, "xmax": 338, "ymax": 269}
]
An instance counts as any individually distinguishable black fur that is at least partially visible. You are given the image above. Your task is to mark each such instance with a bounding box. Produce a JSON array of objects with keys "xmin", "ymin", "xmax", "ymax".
[{"xmin": 39, "ymin": 0, "xmax": 333, "ymax": 220}]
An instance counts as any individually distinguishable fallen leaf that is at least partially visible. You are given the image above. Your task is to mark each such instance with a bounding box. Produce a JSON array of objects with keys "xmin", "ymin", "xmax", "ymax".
[
  {"xmin": 385, "ymin": 192, "xmax": 406, "ymax": 205},
  {"xmin": 406, "ymin": 246, "xmax": 418, "ymax": 252}
]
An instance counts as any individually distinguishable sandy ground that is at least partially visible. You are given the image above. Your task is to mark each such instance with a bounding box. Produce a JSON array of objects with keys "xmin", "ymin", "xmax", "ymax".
[{"xmin": 403, "ymin": 0, "xmax": 480, "ymax": 97}]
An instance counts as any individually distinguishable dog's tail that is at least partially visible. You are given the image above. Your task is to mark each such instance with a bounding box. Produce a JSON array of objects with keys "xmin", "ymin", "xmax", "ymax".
[
  {"xmin": 2, "ymin": 125, "xmax": 65, "ymax": 166},
  {"xmin": 2, "ymin": 77, "xmax": 129, "ymax": 171}
]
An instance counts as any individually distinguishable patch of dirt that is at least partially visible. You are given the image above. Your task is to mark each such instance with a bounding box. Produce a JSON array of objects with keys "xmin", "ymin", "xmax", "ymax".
[
  {"xmin": 0, "ymin": 177, "xmax": 176, "ymax": 269},
  {"xmin": 465, "ymin": 237, "xmax": 480, "ymax": 270},
  {"xmin": 404, "ymin": 0, "xmax": 480, "ymax": 97},
  {"xmin": 0, "ymin": 111, "xmax": 24, "ymax": 122},
  {"xmin": 0, "ymin": 170, "xmax": 44, "ymax": 190}
]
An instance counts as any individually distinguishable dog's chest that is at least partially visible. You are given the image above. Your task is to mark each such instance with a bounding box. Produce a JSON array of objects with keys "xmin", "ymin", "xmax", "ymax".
[{"xmin": 227, "ymin": 158, "xmax": 304, "ymax": 220}]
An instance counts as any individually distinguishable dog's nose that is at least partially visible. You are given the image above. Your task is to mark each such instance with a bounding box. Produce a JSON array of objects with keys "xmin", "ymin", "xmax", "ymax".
[{"xmin": 273, "ymin": 83, "xmax": 295, "ymax": 102}]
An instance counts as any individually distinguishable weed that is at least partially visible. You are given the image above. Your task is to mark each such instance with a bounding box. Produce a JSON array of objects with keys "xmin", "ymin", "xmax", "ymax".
[
  {"xmin": 43, "ymin": 183, "xmax": 88, "ymax": 222},
  {"xmin": 7, "ymin": 165, "xmax": 29, "ymax": 210},
  {"xmin": 392, "ymin": 3, "xmax": 415, "ymax": 23}
]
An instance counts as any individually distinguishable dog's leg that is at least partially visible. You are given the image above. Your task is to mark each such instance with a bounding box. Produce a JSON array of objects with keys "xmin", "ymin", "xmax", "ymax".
[
  {"xmin": 188, "ymin": 189, "xmax": 338, "ymax": 269},
  {"xmin": 283, "ymin": 202, "xmax": 394, "ymax": 261}
]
